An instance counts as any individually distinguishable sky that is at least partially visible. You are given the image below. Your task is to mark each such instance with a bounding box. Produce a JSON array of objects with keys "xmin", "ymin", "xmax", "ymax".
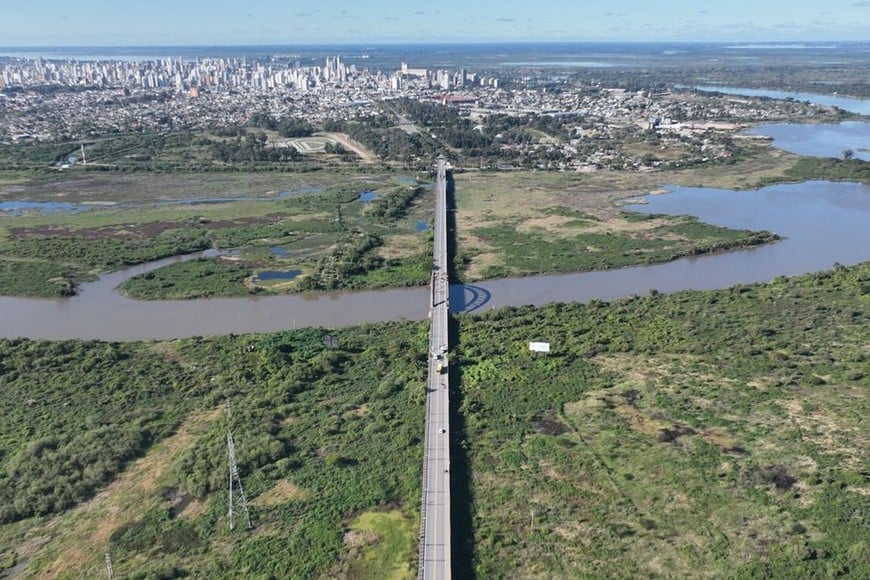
[{"xmin": 2, "ymin": 0, "xmax": 869, "ymax": 46}]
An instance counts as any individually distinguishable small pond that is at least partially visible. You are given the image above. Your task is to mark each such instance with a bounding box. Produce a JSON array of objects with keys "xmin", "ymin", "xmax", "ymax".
[
  {"xmin": 256, "ymin": 270, "xmax": 302, "ymax": 281},
  {"xmin": 0, "ymin": 200, "xmax": 83, "ymax": 215}
]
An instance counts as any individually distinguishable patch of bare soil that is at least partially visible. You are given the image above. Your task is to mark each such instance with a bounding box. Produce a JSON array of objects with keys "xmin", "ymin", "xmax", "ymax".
[
  {"xmin": 778, "ymin": 396, "xmax": 865, "ymax": 468},
  {"xmin": 320, "ymin": 132, "xmax": 377, "ymax": 163},
  {"xmin": 251, "ymin": 479, "xmax": 309, "ymax": 507},
  {"xmin": 531, "ymin": 412, "xmax": 570, "ymax": 436},
  {"xmin": 343, "ymin": 529, "xmax": 379, "ymax": 549},
  {"xmin": 744, "ymin": 465, "xmax": 798, "ymax": 491}
]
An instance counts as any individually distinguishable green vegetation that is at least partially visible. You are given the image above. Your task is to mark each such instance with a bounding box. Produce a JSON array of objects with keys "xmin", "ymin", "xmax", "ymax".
[
  {"xmin": 323, "ymin": 114, "xmax": 431, "ymax": 167},
  {"xmin": 0, "ymin": 130, "xmax": 325, "ymax": 173},
  {"xmin": 0, "ymin": 160, "xmax": 811, "ymax": 299},
  {"xmin": 120, "ymin": 258, "xmax": 254, "ymax": 300},
  {"xmin": 209, "ymin": 132, "xmax": 302, "ymax": 163},
  {"xmin": 0, "ymin": 169, "xmax": 351, "ymax": 205},
  {"xmin": 0, "ymin": 178, "xmax": 433, "ymax": 298},
  {"xmin": 4, "ymin": 223, "xmax": 212, "ymax": 268},
  {"xmin": 770, "ymin": 156, "xmax": 870, "ymax": 185},
  {"xmin": 1, "ymin": 61, "xmax": 867, "ymax": 577},
  {"xmin": 368, "ymin": 185, "xmax": 425, "ymax": 223},
  {"xmin": 119, "ymin": 184, "xmax": 432, "ymax": 298},
  {"xmin": 1, "ymin": 149, "xmax": 861, "ymax": 300},
  {"xmin": 451, "ymin": 174, "xmax": 781, "ymax": 282},
  {"xmin": 249, "ymin": 112, "xmax": 315, "ymax": 138},
  {"xmin": 298, "ymin": 230, "xmax": 385, "ymax": 291},
  {"xmin": 0, "ymin": 218, "xmax": 212, "ymax": 297},
  {"xmin": 0, "ymin": 340, "xmax": 201, "ymax": 523},
  {"xmin": 346, "ymin": 510, "xmax": 416, "ymax": 579},
  {"xmin": 324, "ymin": 100, "xmax": 594, "ymax": 169},
  {"xmin": 0, "ymin": 262, "xmax": 867, "ymax": 577},
  {"xmin": 345, "ymin": 250, "xmax": 431, "ymax": 290},
  {"xmin": 0, "ymin": 123, "xmax": 379, "ymax": 174},
  {"xmin": 0, "ymin": 259, "xmax": 84, "ymax": 297},
  {"xmin": 467, "ymin": 210, "xmax": 778, "ymax": 280},
  {"xmin": 455, "ymin": 263, "xmax": 869, "ymax": 578},
  {"xmin": 0, "ymin": 323, "xmax": 428, "ymax": 578}
]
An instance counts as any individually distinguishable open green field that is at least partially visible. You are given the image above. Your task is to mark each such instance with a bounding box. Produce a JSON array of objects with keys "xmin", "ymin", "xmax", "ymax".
[
  {"xmin": 0, "ymin": 170, "xmax": 387, "ymax": 205},
  {"xmin": 457, "ymin": 206, "xmax": 777, "ymax": 281},
  {"xmin": 454, "ymin": 265, "xmax": 869, "ymax": 577},
  {"xmin": 451, "ymin": 159, "xmax": 790, "ymax": 281},
  {"xmin": 0, "ymin": 262, "xmax": 867, "ymax": 577}
]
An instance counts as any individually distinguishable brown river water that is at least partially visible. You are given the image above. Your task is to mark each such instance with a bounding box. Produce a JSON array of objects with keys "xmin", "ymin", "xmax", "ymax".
[{"xmin": 1, "ymin": 180, "xmax": 868, "ymax": 341}]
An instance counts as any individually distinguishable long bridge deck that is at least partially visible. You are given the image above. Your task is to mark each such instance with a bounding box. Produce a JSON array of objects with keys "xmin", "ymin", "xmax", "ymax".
[{"xmin": 419, "ymin": 156, "xmax": 452, "ymax": 579}]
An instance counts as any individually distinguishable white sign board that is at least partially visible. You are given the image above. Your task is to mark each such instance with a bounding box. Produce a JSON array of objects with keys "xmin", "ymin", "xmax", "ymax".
[{"xmin": 529, "ymin": 342, "xmax": 550, "ymax": 353}]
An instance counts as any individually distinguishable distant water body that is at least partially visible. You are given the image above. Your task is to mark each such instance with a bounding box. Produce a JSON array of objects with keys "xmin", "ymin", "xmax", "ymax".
[
  {"xmin": 693, "ymin": 85, "xmax": 870, "ymax": 116},
  {"xmin": 1, "ymin": 180, "xmax": 868, "ymax": 341},
  {"xmin": 746, "ymin": 121, "xmax": 870, "ymax": 161},
  {"xmin": 3, "ymin": 42, "xmax": 869, "ymax": 70}
]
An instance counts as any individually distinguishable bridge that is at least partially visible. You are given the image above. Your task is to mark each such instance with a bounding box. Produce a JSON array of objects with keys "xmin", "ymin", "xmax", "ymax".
[{"xmin": 418, "ymin": 155, "xmax": 452, "ymax": 579}]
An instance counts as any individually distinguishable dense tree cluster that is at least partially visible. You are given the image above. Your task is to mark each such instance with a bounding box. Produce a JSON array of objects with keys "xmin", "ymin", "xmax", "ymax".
[
  {"xmin": 210, "ymin": 132, "xmax": 301, "ymax": 163},
  {"xmin": 300, "ymin": 230, "xmax": 384, "ymax": 290},
  {"xmin": 0, "ymin": 340, "xmax": 198, "ymax": 523},
  {"xmin": 249, "ymin": 112, "xmax": 315, "ymax": 138},
  {"xmin": 326, "ymin": 116, "xmax": 428, "ymax": 164},
  {"xmin": 368, "ymin": 185, "xmax": 423, "ymax": 222}
]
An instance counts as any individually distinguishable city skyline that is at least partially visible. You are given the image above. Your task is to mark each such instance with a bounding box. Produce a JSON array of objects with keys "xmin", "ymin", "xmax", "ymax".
[{"xmin": 3, "ymin": 0, "xmax": 869, "ymax": 46}]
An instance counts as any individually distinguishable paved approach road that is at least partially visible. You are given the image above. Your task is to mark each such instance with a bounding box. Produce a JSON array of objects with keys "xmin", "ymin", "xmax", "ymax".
[{"xmin": 419, "ymin": 156, "xmax": 452, "ymax": 579}]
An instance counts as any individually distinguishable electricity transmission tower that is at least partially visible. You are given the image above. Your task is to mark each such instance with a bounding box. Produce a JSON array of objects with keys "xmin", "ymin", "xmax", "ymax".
[
  {"xmin": 105, "ymin": 552, "xmax": 114, "ymax": 579},
  {"xmin": 227, "ymin": 403, "xmax": 252, "ymax": 531}
]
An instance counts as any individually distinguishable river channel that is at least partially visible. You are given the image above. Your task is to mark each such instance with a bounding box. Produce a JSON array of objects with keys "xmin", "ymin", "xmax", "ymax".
[
  {"xmin": 692, "ymin": 85, "xmax": 870, "ymax": 116},
  {"xmin": 4, "ymin": 87, "xmax": 869, "ymax": 341},
  {"xmin": 1, "ymin": 180, "xmax": 868, "ymax": 341}
]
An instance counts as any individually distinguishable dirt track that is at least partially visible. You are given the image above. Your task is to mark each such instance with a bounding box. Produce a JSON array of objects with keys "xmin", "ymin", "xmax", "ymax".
[{"xmin": 320, "ymin": 132, "xmax": 377, "ymax": 163}]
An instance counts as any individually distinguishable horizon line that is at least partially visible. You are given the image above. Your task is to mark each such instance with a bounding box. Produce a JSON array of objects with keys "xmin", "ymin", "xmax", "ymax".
[{"xmin": 1, "ymin": 39, "xmax": 868, "ymax": 49}]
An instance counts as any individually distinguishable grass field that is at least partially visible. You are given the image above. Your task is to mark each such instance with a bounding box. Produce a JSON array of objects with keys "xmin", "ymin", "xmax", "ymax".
[
  {"xmin": 0, "ymin": 170, "xmax": 396, "ymax": 205},
  {"xmin": 454, "ymin": 264, "xmax": 869, "ymax": 578},
  {"xmin": 345, "ymin": 510, "xmax": 416, "ymax": 579},
  {"xmin": 0, "ymin": 262, "xmax": 867, "ymax": 577},
  {"xmin": 452, "ymin": 168, "xmax": 780, "ymax": 281}
]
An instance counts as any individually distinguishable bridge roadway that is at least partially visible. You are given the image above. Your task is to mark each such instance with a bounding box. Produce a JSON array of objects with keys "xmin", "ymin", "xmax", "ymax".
[{"xmin": 419, "ymin": 156, "xmax": 451, "ymax": 579}]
